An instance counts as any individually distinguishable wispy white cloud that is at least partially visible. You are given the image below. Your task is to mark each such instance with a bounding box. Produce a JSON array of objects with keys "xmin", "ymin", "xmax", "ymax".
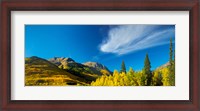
[{"xmin": 99, "ymin": 25, "xmax": 175, "ymax": 55}]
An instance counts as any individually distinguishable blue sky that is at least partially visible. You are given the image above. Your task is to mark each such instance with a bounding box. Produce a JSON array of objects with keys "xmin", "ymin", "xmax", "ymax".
[{"xmin": 25, "ymin": 25, "xmax": 175, "ymax": 71}]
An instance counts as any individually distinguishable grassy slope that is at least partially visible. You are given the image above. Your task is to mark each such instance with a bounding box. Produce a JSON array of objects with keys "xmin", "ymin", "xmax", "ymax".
[{"xmin": 25, "ymin": 56, "xmax": 88, "ymax": 86}]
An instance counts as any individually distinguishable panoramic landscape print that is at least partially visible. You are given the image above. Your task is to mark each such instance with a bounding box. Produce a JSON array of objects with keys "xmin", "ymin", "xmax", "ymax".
[{"xmin": 25, "ymin": 25, "xmax": 175, "ymax": 86}]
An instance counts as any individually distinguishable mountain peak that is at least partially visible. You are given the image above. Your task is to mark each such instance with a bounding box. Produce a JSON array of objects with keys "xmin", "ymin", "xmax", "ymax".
[
  {"xmin": 30, "ymin": 56, "xmax": 40, "ymax": 59},
  {"xmin": 50, "ymin": 57, "xmax": 75, "ymax": 62},
  {"xmin": 83, "ymin": 61, "xmax": 107, "ymax": 70},
  {"xmin": 49, "ymin": 57, "xmax": 75, "ymax": 66}
]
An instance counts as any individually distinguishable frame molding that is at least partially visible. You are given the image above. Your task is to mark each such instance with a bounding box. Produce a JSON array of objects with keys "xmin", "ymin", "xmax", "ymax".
[{"xmin": 0, "ymin": 0, "xmax": 199, "ymax": 110}]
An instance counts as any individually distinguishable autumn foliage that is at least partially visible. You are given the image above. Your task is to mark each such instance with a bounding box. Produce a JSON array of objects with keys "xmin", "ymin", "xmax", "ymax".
[{"xmin": 91, "ymin": 39, "xmax": 175, "ymax": 86}]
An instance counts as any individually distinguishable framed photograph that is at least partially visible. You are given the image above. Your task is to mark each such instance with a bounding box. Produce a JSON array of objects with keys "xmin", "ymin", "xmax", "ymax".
[{"xmin": 0, "ymin": 0, "xmax": 199, "ymax": 110}]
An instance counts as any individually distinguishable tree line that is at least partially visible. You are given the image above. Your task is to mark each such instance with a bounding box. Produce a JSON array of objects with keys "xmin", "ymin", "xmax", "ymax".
[{"xmin": 91, "ymin": 38, "xmax": 175, "ymax": 86}]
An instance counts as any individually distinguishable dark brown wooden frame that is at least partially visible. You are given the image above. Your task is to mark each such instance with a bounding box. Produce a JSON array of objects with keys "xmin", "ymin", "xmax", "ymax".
[{"xmin": 0, "ymin": 0, "xmax": 199, "ymax": 111}]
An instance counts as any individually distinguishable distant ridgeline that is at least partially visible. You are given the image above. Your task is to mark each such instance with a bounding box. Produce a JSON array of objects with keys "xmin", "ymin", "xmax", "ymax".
[{"xmin": 25, "ymin": 39, "xmax": 175, "ymax": 86}]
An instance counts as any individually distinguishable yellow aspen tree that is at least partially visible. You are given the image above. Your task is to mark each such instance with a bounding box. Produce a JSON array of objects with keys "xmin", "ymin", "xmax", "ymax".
[{"xmin": 161, "ymin": 67, "xmax": 171, "ymax": 86}]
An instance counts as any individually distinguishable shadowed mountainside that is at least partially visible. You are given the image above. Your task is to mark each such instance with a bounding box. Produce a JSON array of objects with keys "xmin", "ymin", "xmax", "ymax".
[{"xmin": 48, "ymin": 57, "xmax": 111, "ymax": 82}]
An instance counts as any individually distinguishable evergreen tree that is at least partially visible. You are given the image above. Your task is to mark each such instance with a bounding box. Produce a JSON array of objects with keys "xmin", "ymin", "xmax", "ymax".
[
  {"xmin": 169, "ymin": 38, "xmax": 173, "ymax": 68},
  {"xmin": 169, "ymin": 38, "xmax": 175, "ymax": 86},
  {"xmin": 120, "ymin": 60, "xmax": 126, "ymax": 73},
  {"xmin": 143, "ymin": 53, "xmax": 152, "ymax": 86},
  {"xmin": 172, "ymin": 49, "xmax": 175, "ymax": 85},
  {"xmin": 174, "ymin": 49, "xmax": 175, "ymax": 62}
]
